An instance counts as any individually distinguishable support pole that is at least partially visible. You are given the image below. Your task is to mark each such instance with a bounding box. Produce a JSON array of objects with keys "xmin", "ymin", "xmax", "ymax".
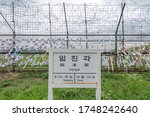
[
  {"xmin": 115, "ymin": 3, "xmax": 126, "ymax": 72},
  {"xmin": 63, "ymin": 3, "xmax": 69, "ymax": 49},
  {"xmin": 48, "ymin": 3, "xmax": 52, "ymax": 48},
  {"xmin": 84, "ymin": 3, "xmax": 88, "ymax": 49},
  {"xmin": 121, "ymin": 3, "xmax": 125, "ymax": 50},
  {"xmin": 12, "ymin": 2, "xmax": 16, "ymax": 72}
]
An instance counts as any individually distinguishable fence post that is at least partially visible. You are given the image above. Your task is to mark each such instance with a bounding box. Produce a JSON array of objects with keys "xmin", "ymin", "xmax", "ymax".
[
  {"xmin": 121, "ymin": 2, "xmax": 125, "ymax": 50},
  {"xmin": 12, "ymin": 2, "xmax": 16, "ymax": 72},
  {"xmin": 63, "ymin": 3, "xmax": 69, "ymax": 49},
  {"xmin": 48, "ymin": 3, "xmax": 53, "ymax": 48},
  {"xmin": 84, "ymin": 3, "xmax": 88, "ymax": 49},
  {"xmin": 115, "ymin": 3, "xmax": 126, "ymax": 72}
]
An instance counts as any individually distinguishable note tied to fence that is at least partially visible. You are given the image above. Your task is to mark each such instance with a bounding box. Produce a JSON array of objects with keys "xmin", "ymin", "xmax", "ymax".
[{"xmin": 48, "ymin": 49, "xmax": 101, "ymax": 100}]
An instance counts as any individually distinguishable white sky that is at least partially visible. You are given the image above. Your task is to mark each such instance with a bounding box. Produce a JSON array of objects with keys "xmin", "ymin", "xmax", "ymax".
[
  {"xmin": 1, "ymin": 0, "xmax": 150, "ymax": 5},
  {"xmin": 35, "ymin": 0, "xmax": 150, "ymax": 5}
]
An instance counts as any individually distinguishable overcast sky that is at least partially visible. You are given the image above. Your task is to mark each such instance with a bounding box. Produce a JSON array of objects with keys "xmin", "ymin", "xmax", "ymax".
[
  {"xmin": 34, "ymin": 0, "xmax": 150, "ymax": 5},
  {"xmin": 1, "ymin": 0, "xmax": 150, "ymax": 5}
]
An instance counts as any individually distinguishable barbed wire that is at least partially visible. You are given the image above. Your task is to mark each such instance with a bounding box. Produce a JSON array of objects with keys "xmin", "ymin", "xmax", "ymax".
[{"xmin": 0, "ymin": 3, "xmax": 149, "ymax": 70}]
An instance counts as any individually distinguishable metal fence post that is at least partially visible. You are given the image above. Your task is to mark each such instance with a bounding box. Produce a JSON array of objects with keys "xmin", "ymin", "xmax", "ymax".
[
  {"xmin": 48, "ymin": 3, "xmax": 53, "ymax": 48},
  {"xmin": 12, "ymin": 2, "xmax": 16, "ymax": 72},
  {"xmin": 84, "ymin": 3, "xmax": 88, "ymax": 49},
  {"xmin": 115, "ymin": 3, "xmax": 126, "ymax": 72},
  {"xmin": 63, "ymin": 3, "xmax": 69, "ymax": 49},
  {"xmin": 121, "ymin": 3, "xmax": 125, "ymax": 50}
]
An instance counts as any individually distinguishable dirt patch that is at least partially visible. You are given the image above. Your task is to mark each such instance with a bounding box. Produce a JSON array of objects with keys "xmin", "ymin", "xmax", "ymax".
[{"xmin": 0, "ymin": 73, "xmax": 19, "ymax": 81}]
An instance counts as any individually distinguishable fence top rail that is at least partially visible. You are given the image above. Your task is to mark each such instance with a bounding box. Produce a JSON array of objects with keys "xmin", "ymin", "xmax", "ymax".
[{"xmin": 1, "ymin": 34, "xmax": 150, "ymax": 36}]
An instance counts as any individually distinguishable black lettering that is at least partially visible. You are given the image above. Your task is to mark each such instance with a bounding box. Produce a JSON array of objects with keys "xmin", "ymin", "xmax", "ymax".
[
  {"xmin": 49, "ymin": 106, "xmax": 53, "ymax": 113},
  {"xmin": 71, "ymin": 55, "xmax": 78, "ymax": 62},
  {"xmin": 12, "ymin": 107, "xmax": 16, "ymax": 113},
  {"xmin": 53, "ymin": 108, "xmax": 59, "ymax": 113},
  {"xmin": 36, "ymin": 108, "xmax": 42, "ymax": 113},
  {"xmin": 32, "ymin": 106, "xmax": 36, "ymax": 113},
  {"xmin": 84, "ymin": 63, "xmax": 89, "ymax": 67},
  {"xmin": 60, "ymin": 63, "xmax": 65, "ymax": 67},
  {"xmin": 84, "ymin": 56, "xmax": 91, "ymax": 62},
  {"xmin": 72, "ymin": 63, "xmax": 77, "ymax": 67},
  {"xmin": 59, "ymin": 55, "xmax": 66, "ymax": 62},
  {"xmin": 64, "ymin": 106, "xmax": 69, "ymax": 113},
  {"xmin": 16, "ymin": 106, "xmax": 21, "ymax": 113},
  {"xmin": 28, "ymin": 106, "xmax": 32, "ymax": 113},
  {"xmin": 45, "ymin": 108, "xmax": 50, "ymax": 113},
  {"xmin": 59, "ymin": 108, "xmax": 64, "ymax": 113},
  {"xmin": 11, "ymin": 106, "xmax": 70, "ymax": 114}
]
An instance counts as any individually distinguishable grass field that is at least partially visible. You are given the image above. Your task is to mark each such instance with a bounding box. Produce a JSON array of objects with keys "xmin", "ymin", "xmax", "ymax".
[{"xmin": 0, "ymin": 72, "xmax": 150, "ymax": 100}]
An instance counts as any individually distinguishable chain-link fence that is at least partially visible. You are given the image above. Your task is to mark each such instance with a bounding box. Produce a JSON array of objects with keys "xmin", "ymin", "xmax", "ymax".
[{"xmin": 0, "ymin": 3, "xmax": 149, "ymax": 72}]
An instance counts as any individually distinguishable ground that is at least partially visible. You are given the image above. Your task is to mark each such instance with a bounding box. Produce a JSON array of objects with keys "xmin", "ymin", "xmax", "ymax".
[{"xmin": 0, "ymin": 72, "xmax": 150, "ymax": 100}]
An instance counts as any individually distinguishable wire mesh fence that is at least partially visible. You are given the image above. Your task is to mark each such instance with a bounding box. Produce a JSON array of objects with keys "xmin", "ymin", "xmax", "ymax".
[{"xmin": 0, "ymin": 2, "xmax": 149, "ymax": 72}]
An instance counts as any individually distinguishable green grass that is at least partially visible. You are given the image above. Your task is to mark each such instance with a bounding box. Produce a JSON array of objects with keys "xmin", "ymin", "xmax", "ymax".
[{"xmin": 0, "ymin": 72, "xmax": 150, "ymax": 100}]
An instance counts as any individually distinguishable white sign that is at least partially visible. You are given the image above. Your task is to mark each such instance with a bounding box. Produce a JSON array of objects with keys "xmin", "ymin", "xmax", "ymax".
[{"xmin": 48, "ymin": 49, "xmax": 101, "ymax": 100}]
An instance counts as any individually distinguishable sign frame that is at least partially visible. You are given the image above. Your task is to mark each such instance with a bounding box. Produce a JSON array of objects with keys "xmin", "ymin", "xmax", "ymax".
[{"xmin": 48, "ymin": 49, "xmax": 101, "ymax": 100}]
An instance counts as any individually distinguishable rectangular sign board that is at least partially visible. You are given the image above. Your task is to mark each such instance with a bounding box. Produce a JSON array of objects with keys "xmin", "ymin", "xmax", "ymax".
[{"xmin": 48, "ymin": 49, "xmax": 101, "ymax": 100}]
